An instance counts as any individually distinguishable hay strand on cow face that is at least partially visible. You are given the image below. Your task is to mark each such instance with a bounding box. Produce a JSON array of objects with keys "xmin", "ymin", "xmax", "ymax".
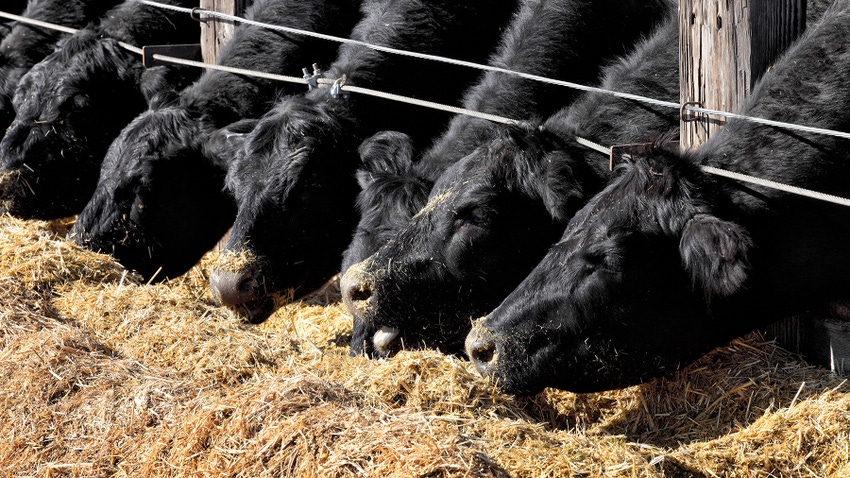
[
  {"xmin": 207, "ymin": 248, "xmax": 256, "ymax": 275},
  {"xmin": 1, "ymin": 215, "xmax": 848, "ymax": 477}
]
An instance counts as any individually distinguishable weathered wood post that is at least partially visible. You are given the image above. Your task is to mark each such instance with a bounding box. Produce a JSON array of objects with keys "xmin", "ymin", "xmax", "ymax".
[
  {"xmin": 199, "ymin": 0, "xmax": 247, "ymax": 252},
  {"xmin": 680, "ymin": 0, "xmax": 849, "ymax": 374},
  {"xmin": 679, "ymin": 0, "xmax": 805, "ymax": 151},
  {"xmin": 200, "ymin": 0, "xmax": 248, "ymax": 64}
]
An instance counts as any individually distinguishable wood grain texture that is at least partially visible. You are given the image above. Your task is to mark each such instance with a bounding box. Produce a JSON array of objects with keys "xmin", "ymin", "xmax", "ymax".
[
  {"xmin": 200, "ymin": 0, "xmax": 249, "ymax": 65},
  {"xmin": 679, "ymin": 0, "xmax": 805, "ymax": 151}
]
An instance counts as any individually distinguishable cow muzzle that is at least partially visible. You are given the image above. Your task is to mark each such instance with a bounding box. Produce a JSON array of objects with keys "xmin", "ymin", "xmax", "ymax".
[
  {"xmin": 340, "ymin": 260, "xmax": 377, "ymax": 321},
  {"xmin": 341, "ymin": 262, "xmax": 404, "ymax": 354},
  {"xmin": 465, "ymin": 319, "xmax": 500, "ymax": 378},
  {"xmin": 210, "ymin": 263, "xmax": 276, "ymax": 323}
]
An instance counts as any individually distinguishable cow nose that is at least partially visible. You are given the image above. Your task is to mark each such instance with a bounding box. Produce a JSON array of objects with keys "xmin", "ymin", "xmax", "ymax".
[
  {"xmin": 465, "ymin": 322, "xmax": 499, "ymax": 377},
  {"xmin": 340, "ymin": 261, "xmax": 375, "ymax": 320},
  {"xmin": 0, "ymin": 168, "xmax": 22, "ymax": 197},
  {"xmin": 210, "ymin": 266, "xmax": 262, "ymax": 306},
  {"xmin": 1, "ymin": 120, "xmax": 25, "ymax": 155}
]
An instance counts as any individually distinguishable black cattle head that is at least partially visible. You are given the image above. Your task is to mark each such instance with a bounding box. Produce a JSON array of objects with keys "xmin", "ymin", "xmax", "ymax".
[
  {"xmin": 340, "ymin": 130, "xmax": 432, "ymax": 274},
  {"xmin": 466, "ymin": 149, "xmax": 754, "ymax": 395},
  {"xmin": 69, "ymin": 103, "xmax": 236, "ymax": 281},
  {"xmin": 341, "ymin": 125, "xmax": 598, "ymax": 358},
  {"xmin": 0, "ymin": 30, "xmax": 190, "ymax": 219},
  {"xmin": 342, "ymin": 130, "xmax": 433, "ymax": 357},
  {"xmin": 208, "ymin": 96, "xmax": 361, "ymax": 323}
]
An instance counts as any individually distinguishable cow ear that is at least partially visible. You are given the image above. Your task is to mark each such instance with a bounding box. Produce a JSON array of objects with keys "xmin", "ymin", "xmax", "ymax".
[
  {"xmin": 357, "ymin": 131, "xmax": 414, "ymax": 190},
  {"xmin": 205, "ymin": 119, "xmax": 258, "ymax": 165},
  {"xmin": 679, "ymin": 214, "xmax": 752, "ymax": 297}
]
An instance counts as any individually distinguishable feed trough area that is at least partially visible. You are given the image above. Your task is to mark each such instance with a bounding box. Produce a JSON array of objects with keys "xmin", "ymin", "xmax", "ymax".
[{"xmin": 0, "ymin": 215, "xmax": 848, "ymax": 477}]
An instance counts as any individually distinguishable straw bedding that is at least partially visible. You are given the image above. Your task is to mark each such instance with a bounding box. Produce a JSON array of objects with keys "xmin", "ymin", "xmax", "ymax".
[{"xmin": 1, "ymin": 215, "xmax": 848, "ymax": 477}]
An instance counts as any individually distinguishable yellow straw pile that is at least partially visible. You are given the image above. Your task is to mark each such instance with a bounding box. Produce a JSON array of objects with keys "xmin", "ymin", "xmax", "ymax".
[{"xmin": 1, "ymin": 215, "xmax": 847, "ymax": 477}]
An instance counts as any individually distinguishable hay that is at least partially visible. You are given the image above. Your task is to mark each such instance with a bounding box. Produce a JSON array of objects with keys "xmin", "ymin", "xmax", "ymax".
[
  {"xmin": 207, "ymin": 249, "xmax": 258, "ymax": 274},
  {"xmin": 1, "ymin": 214, "xmax": 848, "ymax": 477}
]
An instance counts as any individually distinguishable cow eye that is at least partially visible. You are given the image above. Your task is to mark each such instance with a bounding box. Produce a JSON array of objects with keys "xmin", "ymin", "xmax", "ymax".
[
  {"xmin": 601, "ymin": 252, "xmax": 623, "ymax": 272},
  {"xmin": 73, "ymin": 94, "xmax": 89, "ymax": 110},
  {"xmin": 582, "ymin": 246, "xmax": 622, "ymax": 274},
  {"xmin": 581, "ymin": 250, "xmax": 605, "ymax": 273},
  {"xmin": 457, "ymin": 207, "xmax": 491, "ymax": 228}
]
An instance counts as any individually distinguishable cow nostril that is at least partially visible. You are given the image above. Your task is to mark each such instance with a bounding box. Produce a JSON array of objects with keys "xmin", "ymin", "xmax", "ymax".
[
  {"xmin": 349, "ymin": 283, "xmax": 372, "ymax": 303},
  {"xmin": 340, "ymin": 262, "xmax": 378, "ymax": 320},
  {"xmin": 343, "ymin": 281, "xmax": 373, "ymax": 320},
  {"xmin": 466, "ymin": 324, "xmax": 499, "ymax": 376},
  {"xmin": 237, "ymin": 272, "xmax": 259, "ymax": 294},
  {"xmin": 470, "ymin": 341, "xmax": 496, "ymax": 365},
  {"xmin": 210, "ymin": 268, "xmax": 262, "ymax": 306}
]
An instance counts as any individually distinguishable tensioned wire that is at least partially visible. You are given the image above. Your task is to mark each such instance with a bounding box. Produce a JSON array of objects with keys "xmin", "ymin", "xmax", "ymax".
[
  {"xmin": 576, "ymin": 135, "xmax": 850, "ymax": 207},
  {"xmin": 134, "ymin": 0, "xmax": 850, "ymax": 142},
  {"xmin": 0, "ymin": 8, "xmax": 517, "ymax": 124},
  {"xmin": 2, "ymin": 5, "xmax": 850, "ymax": 207},
  {"xmin": 0, "ymin": 10, "xmax": 144, "ymax": 54},
  {"xmin": 6, "ymin": 2, "xmax": 850, "ymax": 142}
]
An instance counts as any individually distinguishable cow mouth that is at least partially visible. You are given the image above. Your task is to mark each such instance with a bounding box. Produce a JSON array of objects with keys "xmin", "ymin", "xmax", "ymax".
[
  {"xmin": 372, "ymin": 325, "xmax": 401, "ymax": 354},
  {"xmin": 230, "ymin": 296, "xmax": 277, "ymax": 324},
  {"xmin": 0, "ymin": 170, "xmax": 28, "ymax": 212}
]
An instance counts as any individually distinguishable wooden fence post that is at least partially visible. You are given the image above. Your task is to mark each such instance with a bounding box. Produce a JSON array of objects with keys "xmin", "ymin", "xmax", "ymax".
[
  {"xmin": 200, "ymin": 0, "xmax": 248, "ymax": 65},
  {"xmin": 199, "ymin": 0, "xmax": 246, "ymax": 252},
  {"xmin": 679, "ymin": 0, "xmax": 805, "ymax": 151},
  {"xmin": 680, "ymin": 0, "xmax": 849, "ymax": 374}
]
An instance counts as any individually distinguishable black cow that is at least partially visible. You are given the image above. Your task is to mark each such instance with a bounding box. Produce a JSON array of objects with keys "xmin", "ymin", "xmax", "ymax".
[
  {"xmin": 208, "ymin": 0, "xmax": 519, "ymax": 322},
  {"xmin": 0, "ymin": 1, "xmax": 30, "ymax": 39},
  {"xmin": 340, "ymin": 0, "xmax": 676, "ymax": 276},
  {"xmin": 0, "ymin": 0, "xmax": 200, "ymax": 219},
  {"xmin": 341, "ymin": 13, "xmax": 681, "ymax": 357},
  {"xmin": 0, "ymin": 0, "xmax": 122, "ymax": 138},
  {"xmin": 69, "ymin": 0, "xmax": 363, "ymax": 281},
  {"xmin": 465, "ymin": 0, "xmax": 850, "ymax": 395}
]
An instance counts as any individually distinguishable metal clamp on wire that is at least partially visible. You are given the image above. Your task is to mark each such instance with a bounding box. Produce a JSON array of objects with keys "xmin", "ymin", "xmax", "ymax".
[
  {"xmin": 608, "ymin": 142, "xmax": 652, "ymax": 171},
  {"xmin": 680, "ymin": 101, "xmax": 703, "ymax": 123},
  {"xmin": 302, "ymin": 63, "xmax": 322, "ymax": 90},
  {"xmin": 190, "ymin": 7, "xmax": 207, "ymax": 22},
  {"xmin": 330, "ymin": 74, "xmax": 349, "ymax": 99}
]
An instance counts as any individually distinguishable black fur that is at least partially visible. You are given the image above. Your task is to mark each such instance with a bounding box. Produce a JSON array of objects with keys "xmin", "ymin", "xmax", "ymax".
[
  {"xmin": 0, "ymin": 1, "xmax": 30, "ymax": 39},
  {"xmin": 341, "ymin": 0, "xmax": 677, "ymax": 275},
  {"xmin": 342, "ymin": 12, "xmax": 682, "ymax": 358},
  {"xmin": 210, "ymin": 0, "xmax": 518, "ymax": 322},
  {"xmin": 467, "ymin": 0, "xmax": 850, "ymax": 394},
  {"xmin": 341, "ymin": 130, "xmax": 433, "ymax": 273},
  {"xmin": 0, "ymin": 0, "xmax": 200, "ymax": 219},
  {"xmin": 0, "ymin": 0, "xmax": 122, "ymax": 137},
  {"xmin": 70, "ymin": 0, "xmax": 363, "ymax": 281}
]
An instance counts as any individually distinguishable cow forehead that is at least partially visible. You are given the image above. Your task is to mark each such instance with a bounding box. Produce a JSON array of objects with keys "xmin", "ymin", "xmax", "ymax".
[
  {"xmin": 14, "ymin": 73, "xmax": 51, "ymax": 114},
  {"xmin": 558, "ymin": 199, "xmax": 635, "ymax": 249},
  {"xmin": 429, "ymin": 157, "xmax": 501, "ymax": 205},
  {"xmin": 413, "ymin": 190, "xmax": 455, "ymax": 219}
]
